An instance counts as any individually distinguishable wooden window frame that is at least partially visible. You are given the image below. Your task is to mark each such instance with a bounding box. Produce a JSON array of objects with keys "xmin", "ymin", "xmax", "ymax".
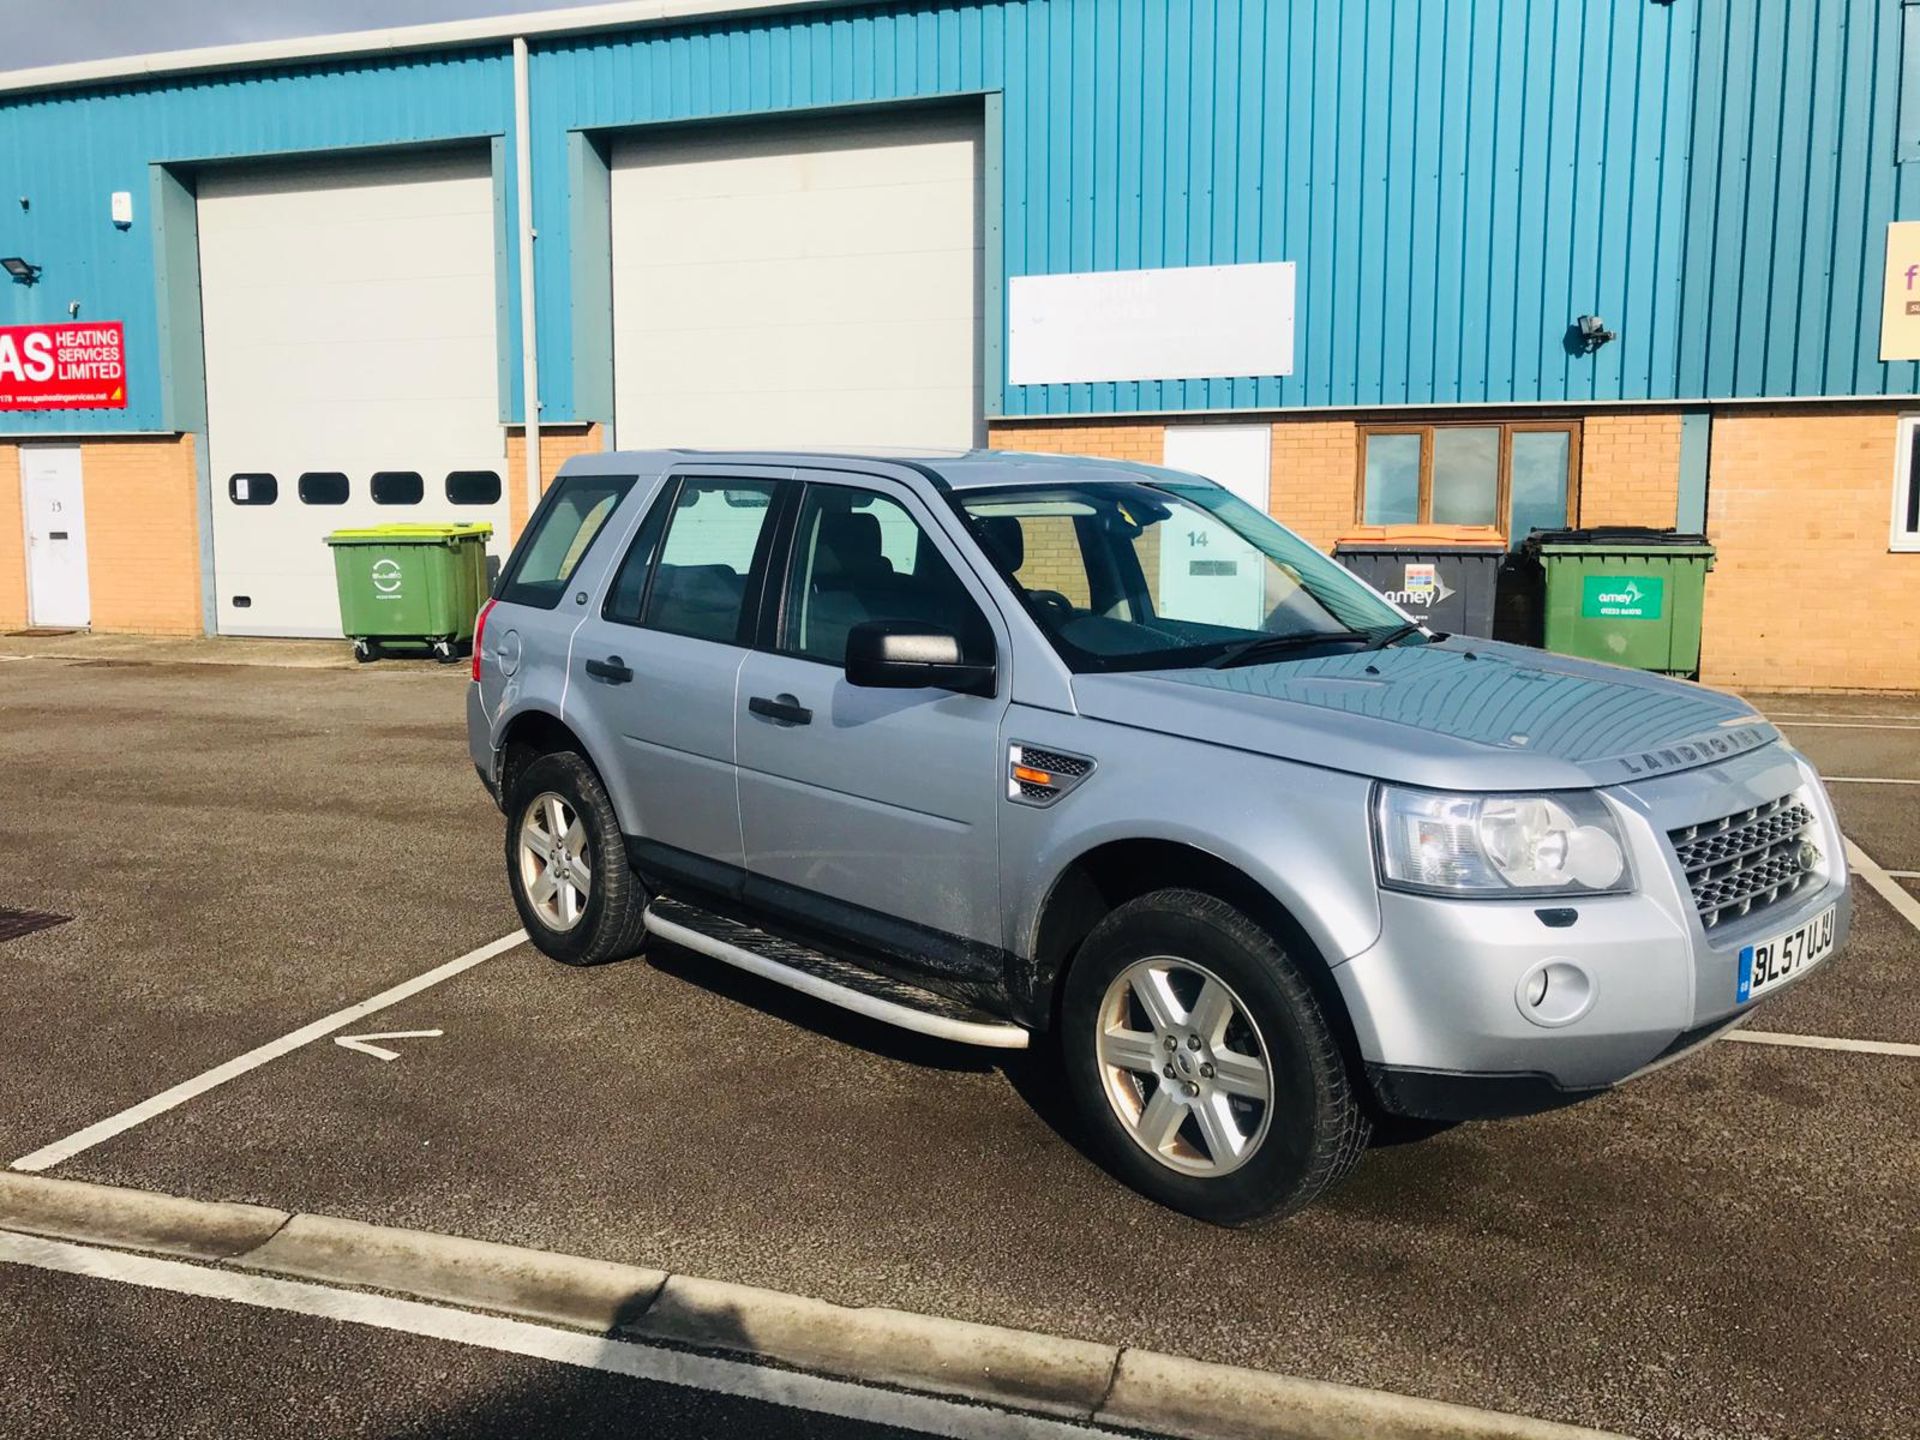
[{"xmin": 1356, "ymin": 419, "xmax": 1581, "ymax": 537}]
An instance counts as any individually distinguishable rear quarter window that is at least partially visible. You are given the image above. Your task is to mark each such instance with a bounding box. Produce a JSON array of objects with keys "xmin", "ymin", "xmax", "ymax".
[{"xmin": 497, "ymin": 474, "xmax": 638, "ymax": 609}]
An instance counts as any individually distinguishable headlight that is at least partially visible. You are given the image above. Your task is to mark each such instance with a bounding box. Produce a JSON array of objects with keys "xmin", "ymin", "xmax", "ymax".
[{"xmin": 1374, "ymin": 785, "xmax": 1630, "ymax": 897}]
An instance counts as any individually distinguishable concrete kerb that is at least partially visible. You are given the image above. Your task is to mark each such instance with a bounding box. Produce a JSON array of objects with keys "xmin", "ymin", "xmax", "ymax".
[{"xmin": 0, "ymin": 1173, "xmax": 1625, "ymax": 1440}]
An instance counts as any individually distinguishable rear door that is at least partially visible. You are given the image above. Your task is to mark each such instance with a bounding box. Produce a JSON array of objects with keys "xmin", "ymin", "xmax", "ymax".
[
  {"xmin": 734, "ymin": 469, "xmax": 1012, "ymax": 994},
  {"xmin": 568, "ymin": 464, "xmax": 791, "ymax": 881}
]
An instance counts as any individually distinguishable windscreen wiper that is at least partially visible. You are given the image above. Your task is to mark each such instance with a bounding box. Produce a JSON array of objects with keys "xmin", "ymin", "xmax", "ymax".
[
  {"xmin": 1206, "ymin": 630, "xmax": 1368, "ymax": 669},
  {"xmin": 1363, "ymin": 621, "xmax": 1425, "ymax": 651}
]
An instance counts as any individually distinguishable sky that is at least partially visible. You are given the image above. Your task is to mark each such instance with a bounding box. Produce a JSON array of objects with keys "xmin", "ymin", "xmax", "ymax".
[{"xmin": 0, "ymin": 0, "xmax": 597, "ymax": 70}]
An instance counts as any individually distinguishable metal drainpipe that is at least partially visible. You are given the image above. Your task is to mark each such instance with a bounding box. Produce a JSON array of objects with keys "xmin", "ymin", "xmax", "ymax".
[{"xmin": 513, "ymin": 35, "xmax": 541, "ymax": 533}]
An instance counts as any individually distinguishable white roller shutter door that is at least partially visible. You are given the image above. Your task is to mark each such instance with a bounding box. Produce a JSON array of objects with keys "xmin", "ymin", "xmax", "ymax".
[
  {"xmin": 199, "ymin": 151, "xmax": 507, "ymax": 637},
  {"xmin": 611, "ymin": 111, "xmax": 983, "ymax": 451}
]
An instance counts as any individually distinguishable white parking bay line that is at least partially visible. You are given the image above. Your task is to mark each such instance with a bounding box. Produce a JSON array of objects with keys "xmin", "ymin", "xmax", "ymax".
[
  {"xmin": 1769, "ymin": 712, "xmax": 1920, "ymax": 720},
  {"xmin": 1843, "ymin": 839, "xmax": 1920, "ymax": 937},
  {"xmin": 1824, "ymin": 776, "xmax": 1920, "ymax": 784},
  {"xmin": 1724, "ymin": 1031, "xmax": 1920, "ymax": 1059},
  {"xmin": 0, "ymin": 1233, "xmax": 1115, "ymax": 1440},
  {"xmin": 9, "ymin": 930, "xmax": 527, "ymax": 1174},
  {"xmin": 1775, "ymin": 721, "xmax": 1920, "ymax": 731}
]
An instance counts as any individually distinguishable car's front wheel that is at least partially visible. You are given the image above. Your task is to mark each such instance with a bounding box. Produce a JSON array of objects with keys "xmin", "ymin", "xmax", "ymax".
[
  {"xmin": 1060, "ymin": 888, "xmax": 1369, "ymax": 1225},
  {"xmin": 504, "ymin": 751, "xmax": 647, "ymax": 966}
]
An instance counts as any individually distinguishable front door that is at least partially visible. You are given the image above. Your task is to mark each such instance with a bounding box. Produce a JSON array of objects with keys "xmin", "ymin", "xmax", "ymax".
[
  {"xmin": 735, "ymin": 470, "xmax": 1011, "ymax": 997},
  {"xmin": 20, "ymin": 447, "xmax": 89, "ymax": 628}
]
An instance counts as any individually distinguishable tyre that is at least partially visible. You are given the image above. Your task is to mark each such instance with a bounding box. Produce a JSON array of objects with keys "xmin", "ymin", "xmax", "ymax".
[
  {"xmin": 352, "ymin": 639, "xmax": 378, "ymax": 664},
  {"xmin": 504, "ymin": 750, "xmax": 648, "ymax": 966},
  {"xmin": 1060, "ymin": 888, "xmax": 1370, "ymax": 1226},
  {"xmin": 432, "ymin": 638, "xmax": 458, "ymax": 664}
]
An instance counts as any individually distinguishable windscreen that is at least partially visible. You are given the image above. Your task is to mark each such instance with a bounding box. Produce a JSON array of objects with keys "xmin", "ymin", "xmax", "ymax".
[{"xmin": 959, "ymin": 480, "xmax": 1409, "ymax": 672}]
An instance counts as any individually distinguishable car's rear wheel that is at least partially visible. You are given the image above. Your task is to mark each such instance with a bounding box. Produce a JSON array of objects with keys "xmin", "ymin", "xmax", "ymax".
[
  {"xmin": 1060, "ymin": 888, "xmax": 1369, "ymax": 1225},
  {"xmin": 504, "ymin": 751, "xmax": 647, "ymax": 966}
]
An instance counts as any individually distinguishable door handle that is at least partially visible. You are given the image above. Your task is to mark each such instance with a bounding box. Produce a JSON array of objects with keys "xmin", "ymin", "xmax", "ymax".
[
  {"xmin": 748, "ymin": 694, "xmax": 812, "ymax": 726},
  {"xmin": 584, "ymin": 655, "xmax": 633, "ymax": 684}
]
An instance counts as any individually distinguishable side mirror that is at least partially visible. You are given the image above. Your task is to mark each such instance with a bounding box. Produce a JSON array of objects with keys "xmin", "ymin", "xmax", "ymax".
[{"xmin": 845, "ymin": 621, "xmax": 996, "ymax": 697}]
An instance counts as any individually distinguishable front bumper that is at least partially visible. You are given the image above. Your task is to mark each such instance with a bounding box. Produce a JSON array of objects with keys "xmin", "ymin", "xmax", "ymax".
[{"xmin": 1335, "ymin": 744, "xmax": 1851, "ymax": 1121}]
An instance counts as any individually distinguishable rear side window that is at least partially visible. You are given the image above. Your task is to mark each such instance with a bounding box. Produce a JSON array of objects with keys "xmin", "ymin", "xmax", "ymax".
[
  {"xmin": 497, "ymin": 474, "xmax": 637, "ymax": 610},
  {"xmin": 639, "ymin": 478, "xmax": 781, "ymax": 643},
  {"xmin": 371, "ymin": 471, "xmax": 424, "ymax": 506}
]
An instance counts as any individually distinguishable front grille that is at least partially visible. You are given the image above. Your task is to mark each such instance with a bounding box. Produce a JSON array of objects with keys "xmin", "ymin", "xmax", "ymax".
[{"xmin": 1668, "ymin": 796, "xmax": 1821, "ymax": 931}]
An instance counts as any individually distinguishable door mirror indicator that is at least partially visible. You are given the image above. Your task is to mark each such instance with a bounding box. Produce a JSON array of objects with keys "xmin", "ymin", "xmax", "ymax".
[{"xmin": 845, "ymin": 621, "xmax": 996, "ymax": 697}]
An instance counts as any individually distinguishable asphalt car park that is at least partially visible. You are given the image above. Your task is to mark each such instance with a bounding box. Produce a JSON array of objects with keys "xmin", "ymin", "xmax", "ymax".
[{"xmin": 2, "ymin": 652, "xmax": 1917, "ymax": 1439}]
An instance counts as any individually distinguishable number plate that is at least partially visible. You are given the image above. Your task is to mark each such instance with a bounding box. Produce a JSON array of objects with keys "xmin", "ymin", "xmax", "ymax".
[{"xmin": 1737, "ymin": 905, "xmax": 1837, "ymax": 1003}]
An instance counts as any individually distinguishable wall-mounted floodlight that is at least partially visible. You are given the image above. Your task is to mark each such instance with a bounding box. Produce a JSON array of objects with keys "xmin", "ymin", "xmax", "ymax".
[
  {"xmin": 1576, "ymin": 314, "xmax": 1616, "ymax": 352},
  {"xmin": 1, "ymin": 256, "xmax": 41, "ymax": 284}
]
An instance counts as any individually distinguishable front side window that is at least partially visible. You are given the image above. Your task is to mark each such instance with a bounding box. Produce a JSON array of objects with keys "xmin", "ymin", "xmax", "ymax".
[
  {"xmin": 640, "ymin": 478, "xmax": 780, "ymax": 643},
  {"xmin": 782, "ymin": 485, "xmax": 993, "ymax": 666},
  {"xmin": 1360, "ymin": 422, "xmax": 1578, "ymax": 543},
  {"xmin": 960, "ymin": 481, "xmax": 1405, "ymax": 673},
  {"xmin": 497, "ymin": 473, "xmax": 636, "ymax": 610}
]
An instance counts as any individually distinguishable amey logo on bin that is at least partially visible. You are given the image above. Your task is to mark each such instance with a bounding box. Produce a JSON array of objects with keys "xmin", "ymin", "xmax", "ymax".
[
  {"xmin": 1381, "ymin": 561, "xmax": 1454, "ymax": 608},
  {"xmin": 1595, "ymin": 580, "xmax": 1646, "ymax": 608},
  {"xmin": 371, "ymin": 557, "xmax": 404, "ymax": 599}
]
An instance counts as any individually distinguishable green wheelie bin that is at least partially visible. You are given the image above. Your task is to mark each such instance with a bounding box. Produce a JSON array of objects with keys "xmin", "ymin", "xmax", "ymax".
[
  {"xmin": 325, "ymin": 522, "xmax": 493, "ymax": 663},
  {"xmin": 1523, "ymin": 527, "xmax": 1715, "ymax": 677}
]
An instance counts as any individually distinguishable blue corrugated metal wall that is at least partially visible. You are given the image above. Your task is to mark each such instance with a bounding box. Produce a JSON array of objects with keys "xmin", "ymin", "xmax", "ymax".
[
  {"xmin": 527, "ymin": 0, "xmax": 1698, "ymax": 419},
  {"xmin": 0, "ymin": 50, "xmax": 512, "ymax": 434},
  {"xmin": 1679, "ymin": 0, "xmax": 1920, "ymax": 398},
  {"xmin": 0, "ymin": 0, "xmax": 1912, "ymax": 438}
]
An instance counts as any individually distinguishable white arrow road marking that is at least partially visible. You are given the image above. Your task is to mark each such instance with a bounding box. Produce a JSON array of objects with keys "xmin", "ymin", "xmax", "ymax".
[
  {"xmin": 10, "ymin": 930, "xmax": 524, "ymax": 1173},
  {"xmin": 335, "ymin": 1029, "xmax": 444, "ymax": 1063}
]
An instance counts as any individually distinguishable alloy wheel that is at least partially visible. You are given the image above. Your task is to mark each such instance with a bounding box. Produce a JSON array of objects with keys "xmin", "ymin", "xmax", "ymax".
[
  {"xmin": 517, "ymin": 791, "xmax": 592, "ymax": 932},
  {"xmin": 1095, "ymin": 956, "xmax": 1274, "ymax": 1177}
]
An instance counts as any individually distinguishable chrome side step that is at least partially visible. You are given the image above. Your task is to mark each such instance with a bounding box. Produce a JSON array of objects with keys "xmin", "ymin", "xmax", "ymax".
[{"xmin": 642, "ymin": 898, "xmax": 1030, "ymax": 1050}]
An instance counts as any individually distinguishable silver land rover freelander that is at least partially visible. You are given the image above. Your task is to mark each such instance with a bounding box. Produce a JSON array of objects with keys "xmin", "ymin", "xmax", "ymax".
[{"xmin": 468, "ymin": 449, "xmax": 1848, "ymax": 1225}]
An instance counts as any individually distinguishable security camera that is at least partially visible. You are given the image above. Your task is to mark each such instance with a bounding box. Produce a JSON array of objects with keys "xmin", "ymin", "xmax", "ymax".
[{"xmin": 1576, "ymin": 314, "xmax": 1616, "ymax": 352}]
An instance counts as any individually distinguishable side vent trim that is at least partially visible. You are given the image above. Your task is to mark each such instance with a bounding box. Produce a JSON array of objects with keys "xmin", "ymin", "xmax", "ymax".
[{"xmin": 1007, "ymin": 742, "xmax": 1096, "ymax": 807}]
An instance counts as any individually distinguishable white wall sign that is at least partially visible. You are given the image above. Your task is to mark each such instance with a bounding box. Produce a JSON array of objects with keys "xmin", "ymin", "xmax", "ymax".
[
  {"xmin": 1882, "ymin": 221, "xmax": 1920, "ymax": 361},
  {"xmin": 1008, "ymin": 261, "xmax": 1295, "ymax": 387}
]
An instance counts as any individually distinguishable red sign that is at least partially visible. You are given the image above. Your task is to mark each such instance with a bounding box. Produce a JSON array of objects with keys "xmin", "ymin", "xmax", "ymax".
[{"xmin": 0, "ymin": 322, "xmax": 127, "ymax": 410}]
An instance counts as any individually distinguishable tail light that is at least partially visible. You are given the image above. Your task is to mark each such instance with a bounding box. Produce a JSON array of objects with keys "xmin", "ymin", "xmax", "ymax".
[{"xmin": 471, "ymin": 597, "xmax": 498, "ymax": 682}]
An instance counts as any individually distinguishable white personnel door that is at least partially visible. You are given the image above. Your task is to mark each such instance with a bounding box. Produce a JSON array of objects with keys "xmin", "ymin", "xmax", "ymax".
[
  {"xmin": 610, "ymin": 111, "xmax": 983, "ymax": 450},
  {"xmin": 197, "ymin": 150, "xmax": 508, "ymax": 637},
  {"xmin": 19, "ymin": 446, "xmax": 90, "ymax": 628},
  {"xmin": 1160, "ymin": 425, "xmax": 1274, "ymax": 631}
]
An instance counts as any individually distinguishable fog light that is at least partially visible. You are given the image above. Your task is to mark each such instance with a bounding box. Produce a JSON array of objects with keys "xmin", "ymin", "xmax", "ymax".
[{"xmin": 1515, "ymin": 960, "xmax": 1595, "ymax": 1028}]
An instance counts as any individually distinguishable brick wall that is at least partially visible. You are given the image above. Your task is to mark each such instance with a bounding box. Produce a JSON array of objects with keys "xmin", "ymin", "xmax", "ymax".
[
  {"xmin": 1269, "ymin": 418, "xmax": 1360, "ymax": 550},
  {"xmin": 991, "ymin": 405, "xmax": 1918, "ymax": 692},
  {"xmin": 0, "ymin": 434, "xmax": 201, "ymax": 635},
  {"xmin": 505, "ymin": 423, "xmax": 606, "ymax": 539},
  {"xmin": 987, "ymin": 418, "xmax": 1163, "ymax": 465},
  {"xmin": 1700, "ymin": 405, "xmax": 1917, "ymax": 692},
  {"xmin": 1578, "ymin": 412, "xmax": 1683, "ymax": 528}
]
